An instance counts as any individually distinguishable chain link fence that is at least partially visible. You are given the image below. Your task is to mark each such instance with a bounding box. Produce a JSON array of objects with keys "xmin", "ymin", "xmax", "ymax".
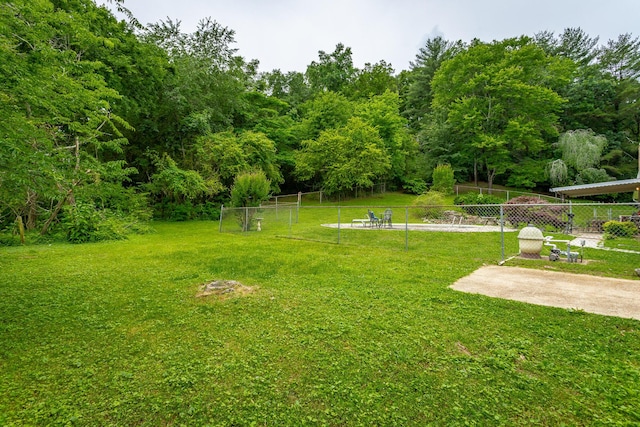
[
  {"xmin": 219, "ymin": 202, "xmax": 640, "ymax": 260},
  {"xmin": 455, "ymin": 185, "xmax": 561, "ymax": 202}
]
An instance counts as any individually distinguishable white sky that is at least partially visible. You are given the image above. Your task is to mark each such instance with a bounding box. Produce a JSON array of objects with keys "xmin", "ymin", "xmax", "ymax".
[{"xmin": 101, "ymin": 0, "xmax": 640, "ymax": 74}]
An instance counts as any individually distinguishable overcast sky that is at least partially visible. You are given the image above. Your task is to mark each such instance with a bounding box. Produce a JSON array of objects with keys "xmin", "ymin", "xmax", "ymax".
[{"xmin": 102, "ymin": 0, "xmax": 640, "ymax": 74}]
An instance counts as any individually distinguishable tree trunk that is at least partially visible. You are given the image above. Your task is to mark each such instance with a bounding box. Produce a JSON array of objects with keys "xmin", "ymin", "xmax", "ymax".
[
  {"xmin": 40, "ymin": 189, "xmax": 73, "ymax": 235},
  {"xmin": 26, "ymin": 190, "xmax": 38, "ymax": 230},
  {"xmin": 473, "ymin": 158, "xmax": 479, "ymax": 186},
  {"xmin": 17, "ymin": 215, "xmax": 25, "ymax": 245},
  {"xmin": 74, "ymin": 136, "xmax": 81, "ymax": 171},
  {"xmin": 487, "ymin": 167, "xmax": 496, "ymax": 193}
]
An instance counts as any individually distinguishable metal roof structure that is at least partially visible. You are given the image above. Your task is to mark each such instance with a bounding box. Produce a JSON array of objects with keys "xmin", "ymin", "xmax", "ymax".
[
  {"xmin": 550, "ymin": 142, "xmax": 640, "ymax": 199},
  {"xmin": 550, "ymin": 178, "xmax": 640, "ymax": 197}
]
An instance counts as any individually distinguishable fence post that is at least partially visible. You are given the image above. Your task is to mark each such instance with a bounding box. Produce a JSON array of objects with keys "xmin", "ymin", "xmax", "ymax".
[
  {"xmin": 320, "ymin": 191, "xmax": 323, "ymax": 204},
  {"xmin": 289, "ymin": 207, "xmax": 292, "ymax": 238},
  {"xmin": 405, "ymin": 207, "xmax": 409, "ymax": 251},
  {"xmin": 500, "ymin": 205, "xmax": 505, "ymax": 263},
  {"xmin": 275, "ymin": 196, "xmax": 278, "ymax": 220},
  {"xmin": 219, "ymin": 204, "xmax": 224, "ymax": 232},
  {"xmin": 245, "ymin": 207, "xmax": 249, "ymax": 232},
  {"xmin": 337, "ymin": 207, "xmax": 341, "ymax": 245}
]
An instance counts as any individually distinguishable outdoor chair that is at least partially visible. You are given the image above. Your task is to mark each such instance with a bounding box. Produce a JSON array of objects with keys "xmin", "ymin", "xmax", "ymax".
[
  {"xmin": 381, "ymin": 208, "xmax": 392, "ymax": 228},
  {"xmin": 367, "ymin": 209, "xmax": 380, "ymax": 227},
  {"xmin": 351, "ymin": 214, "xmax": 370, "ymax": 227}
]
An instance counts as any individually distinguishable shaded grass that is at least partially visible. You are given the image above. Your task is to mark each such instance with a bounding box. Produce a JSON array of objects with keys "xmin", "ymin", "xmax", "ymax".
[{"xmin": 1, "ymin": 200, "xmax": 640, "ymax": 425}]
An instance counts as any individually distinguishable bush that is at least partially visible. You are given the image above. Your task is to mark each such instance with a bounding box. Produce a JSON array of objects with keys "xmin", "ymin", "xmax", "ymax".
[
  {"xmin": 231, "ymin": 171, "xmax": 271, "ymax": 231},
  {"xmin": 152, "ymin": 200, "xmax": 221, "ymax": 221},
  {"xmin": 454, "ymin": 193, "xmax": 504, "ymax": 216},
  {"xmin": 61, "ymin": 202, "xmax": 150, "ymax": 243},
  {"xmin": 194, "ymin": 201, "xmax": 221, "ymax": 220},
  {"xmin": 503, "ymin": 196, "xmax": 567, "ymax": 229},
  {"xmin": 61, "ymin": 202, "xmax": 99, "ymax": 243},
  {"xmin": 431, "ymin": 164, "xmax": 455, "ymax": 195},
  {"xmin": 0, "ymin": 232, "xmax": 20, "ymax": 246},
  {"xmin": 603, "ymin": 220, "xmax": 638, "ymax": 239},
  {"xmin": 401, "ymin": 178, "xmax": 428, "ymax": 195},
  {"xmin": 412, "ymin": 191, "xmax": 446, "ymax": 219}
]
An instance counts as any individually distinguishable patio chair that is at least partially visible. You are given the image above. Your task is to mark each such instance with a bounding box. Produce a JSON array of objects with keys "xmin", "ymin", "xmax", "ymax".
[
  {"xmin": 351, "ymin": 214, "xmax": 370, "ymax": 227},
  {"xmin": 381, "ymin": 208, "xmax": 392, "ymax": 228},
  {"xmin": 367, "ymin": 209, "xmax": 380, "ymax": 227}
]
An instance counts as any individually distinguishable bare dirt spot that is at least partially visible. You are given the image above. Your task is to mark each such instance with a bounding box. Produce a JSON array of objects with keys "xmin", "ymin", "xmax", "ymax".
[
  {"xmin": 455, "ymin": 341, "xmax": 472, "ymax": 356},
  {"xmin": 196, "ymin": 280, "xmax": 257, "ymax": 298},
  {"xmin": 451, "ymin": 265, "xmax": 640, "ymax": 320}
]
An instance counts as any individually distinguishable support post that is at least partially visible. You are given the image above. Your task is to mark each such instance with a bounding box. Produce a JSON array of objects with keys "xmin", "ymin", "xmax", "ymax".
[
  {"xmin": 405, "ymin": 207, "xmax": 409, "ymax": 251},
  {"xmin": 500, "ymin": 205, "xmax": 505, "ymax": 263},
  {"xmin": 337, "ymin": 207, "xmax": 341, "ymax": 245}
]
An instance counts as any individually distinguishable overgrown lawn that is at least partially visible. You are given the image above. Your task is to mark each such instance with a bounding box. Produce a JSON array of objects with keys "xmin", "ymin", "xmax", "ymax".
[{"xmin": 1, "ymin": 204, "xmax": 639, "ymax": 425}]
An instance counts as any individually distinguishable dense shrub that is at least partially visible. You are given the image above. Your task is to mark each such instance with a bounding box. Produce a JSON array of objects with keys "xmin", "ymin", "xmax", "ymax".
[
  {"xmin": 61, "ymin": 202, "xmax": 120, "ymax": 243},
  {"xmin": 503, "ymin": 196, "xmax": 567, "ymax": 228},
  {"xmin": 230, "ymin": 171, "xmax": 271, "ymax": 231},
  {"xmin": 0, "ymin": 232, "xmax": 20, "ymax": 246},
  {"xmin": 603, "ymin": 220, "xmax": 638, "ymax": 239},
  {"xmin": 431, "ymin": 164, "xmax": 455, "ymax": 195},
  {"xmin": 153, "ymin": 200, "xmax": 221, "ymax": 221},
  {"xmin": 60, "ymin": 202, "xmax": 152, "ymax": 243},
  {"xmin": 412, "ymin": 191, "xmax": 446, "ymax": 219},
  {"xmin": 454, "ymin": 193, "xmax": 504, "ymax": 215},
  {"xmin": 402, "ymin": 178, "xmax": 428, "ymax": 195}
]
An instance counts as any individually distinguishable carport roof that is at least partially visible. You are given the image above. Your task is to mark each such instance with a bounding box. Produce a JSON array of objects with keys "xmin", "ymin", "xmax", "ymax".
[{"xmin": 550, "ymin": 178, "xmax": 640, "ymax": 197}]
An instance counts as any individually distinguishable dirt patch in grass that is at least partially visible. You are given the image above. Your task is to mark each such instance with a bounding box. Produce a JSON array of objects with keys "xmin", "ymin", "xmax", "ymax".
[{"xmin": 196, "ymin": 280, "xmax": 257, "ymax": 298}]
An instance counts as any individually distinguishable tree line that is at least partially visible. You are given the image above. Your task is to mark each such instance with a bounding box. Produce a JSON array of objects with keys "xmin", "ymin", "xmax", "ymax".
[{"xmin": 1, "ymin": 0, "xmax": 639, "ymax": 242}]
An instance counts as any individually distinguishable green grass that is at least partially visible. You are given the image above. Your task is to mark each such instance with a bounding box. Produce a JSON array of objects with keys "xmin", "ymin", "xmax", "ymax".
[
  {"xmin": 1, "ymin": 194, "xmax": 640, "ymax": 425},
  {"xmin": 604, "ymin": 236, "xmax": 640, "ymax": 252}
]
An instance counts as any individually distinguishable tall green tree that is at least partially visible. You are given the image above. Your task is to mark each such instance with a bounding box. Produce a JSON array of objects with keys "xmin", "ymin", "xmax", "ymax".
[
  {"xmin": 555, "ymin": 28, "xmax": 600, "ymax": 67},
  {"xmin": 559, "ymin": 66, "xmax": 617, "ymax": 134},
  {"xmin": 295, "ymin": 117, "xmax": 390, "ymax": 195},
  {"xmin": 403, "ymin": 36, "xmax": 465, "ymax": 131},
  {"xmin": 597, "ymin": 34, "xmax": 640, "ymax": 178},
  {"xmin": 355, "ymin": 91, "xmax": 418, "ymax": 186},
  {"xmin": 305, "ymin": 43, "xmax": 356, "ymax": 94},
  {"xmin": 193, "ymin": 130, "xmax": 283, "ymax": 193},
  {"xmin": 598, "ymin": 33, "xmax": 640, "ymax": 81},
  {"xmin": 294, "ymin": 91, "xmax": 354, "ymax": 141},
  {"xmin": 259, "ymin": 70, "xmax": 311, "ymax": 113},
  {"xmin": 430, "ymin": 38, "xmax": 573, "ymax": 188},
  {"xmin": 0, "ymin": 0, "xmax": 137, "ymax": 236},
  {"xmin": 548, "ymin": 129, "xmax": 611, "ymax": 185},
  {"xmin": 347, "ymin": 60, "xmax": 397, "ymax": 100},
  {"xmin": 142, "ymin": 18, "xmax": 249, "ymax": 163}
]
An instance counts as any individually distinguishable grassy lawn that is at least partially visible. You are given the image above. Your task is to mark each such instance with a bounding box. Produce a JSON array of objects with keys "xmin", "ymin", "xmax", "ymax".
[{"xmin": 1, "ymin": 194, "xmax": 639, "ymax": 425}]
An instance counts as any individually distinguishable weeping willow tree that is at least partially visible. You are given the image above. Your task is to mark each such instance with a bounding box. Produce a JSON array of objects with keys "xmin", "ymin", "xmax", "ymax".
[
  {"xmin": 559, "ymin": 130, "xmax": 607, "ymax": 170},
  {"xmin": 548, "ymin": 129, "xmax": 611, "ymax": 186},
  {"xmin": 547, "ymin": 159, "xmax": 569, "ymax": 186}
]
